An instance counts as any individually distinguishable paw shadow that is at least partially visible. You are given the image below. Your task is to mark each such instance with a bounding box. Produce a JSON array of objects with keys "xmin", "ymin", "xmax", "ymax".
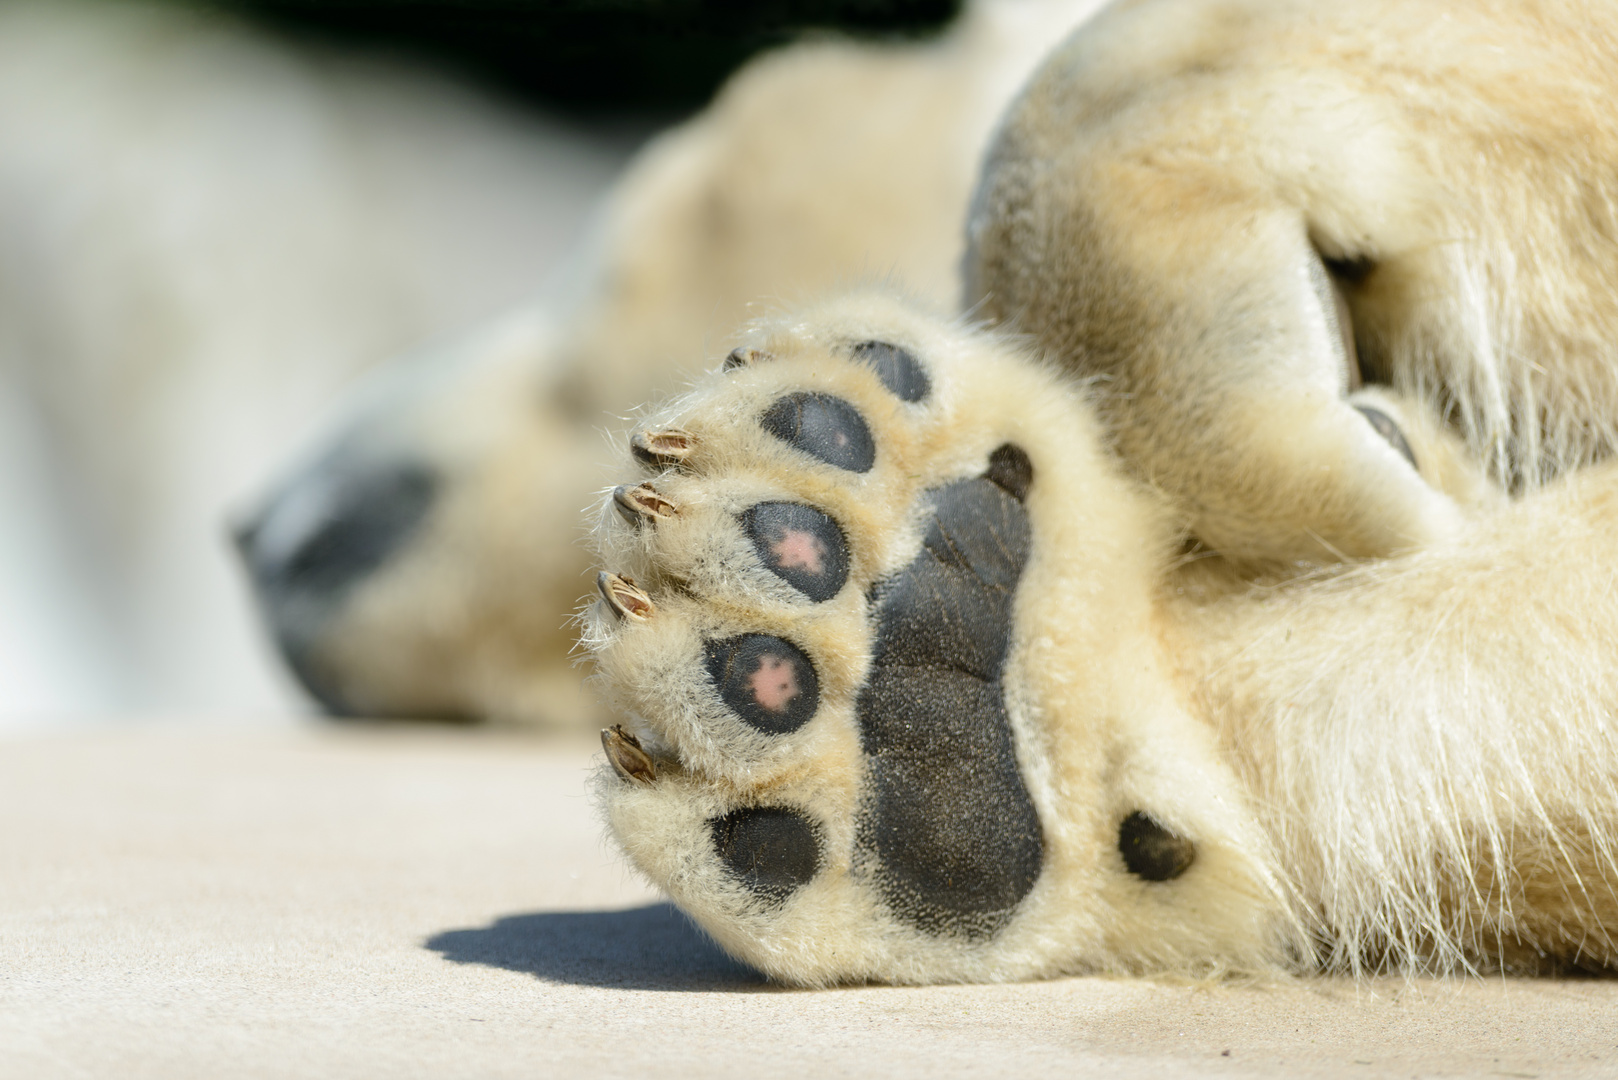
[{"xmin": 425, "ymin": 903, "xmax": 769, "ymax": 991}]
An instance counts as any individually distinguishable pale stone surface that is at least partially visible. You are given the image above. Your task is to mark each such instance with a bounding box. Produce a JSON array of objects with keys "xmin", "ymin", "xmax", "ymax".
[{"xmin": 1, "ymin": 726, "xmax": 1614, "ymax": 1078}]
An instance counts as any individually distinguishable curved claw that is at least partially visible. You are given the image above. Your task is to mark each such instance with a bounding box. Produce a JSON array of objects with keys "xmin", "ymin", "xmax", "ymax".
[
  {"xmin": 723, "ymin": 346, "xmax": 771, "ymax": 370},
  {"xmin": 601, "ymin": 724, "xmax": 657, "ymax": 784},
  {"xmin": 597, "ymin": 571, "xmax": 655, "ymax": 621},
  {"xmin": 631, "ymin": 429, "xmax": 696, "ymax": 469},
  {"xmin": 613, "ymin": 483, "xmax": 677, "ymax": 527}
]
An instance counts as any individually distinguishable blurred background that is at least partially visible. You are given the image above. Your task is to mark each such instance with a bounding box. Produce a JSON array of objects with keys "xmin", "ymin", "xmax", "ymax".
[{"xmin": 0, "ymin": 0, "xmax": 957, "ymax": 730}]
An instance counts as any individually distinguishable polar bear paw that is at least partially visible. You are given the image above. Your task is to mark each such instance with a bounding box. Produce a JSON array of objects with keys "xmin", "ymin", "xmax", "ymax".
[{"xmin": 582, "ymin": 292, "xmax": 1291, "ymax": 985}]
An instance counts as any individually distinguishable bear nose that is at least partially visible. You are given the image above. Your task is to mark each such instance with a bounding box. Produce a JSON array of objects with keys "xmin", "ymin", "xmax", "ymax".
[
  {"xmin": 239, "ymin": 459, "xmax": 438, "ymax": 597},
  {"xmin": 234, "ymin": 458, "xmax": 439, "ymax": 711}
]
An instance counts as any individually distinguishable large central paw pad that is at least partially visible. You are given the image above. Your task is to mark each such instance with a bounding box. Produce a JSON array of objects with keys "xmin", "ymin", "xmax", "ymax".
[
  {"xmin": 585, "ymin": 293, "xmax": 1291, "ymax": 985},
  {"xmin": 857, "ymin": 446, "xmax": 1042, "ymax": 937}
]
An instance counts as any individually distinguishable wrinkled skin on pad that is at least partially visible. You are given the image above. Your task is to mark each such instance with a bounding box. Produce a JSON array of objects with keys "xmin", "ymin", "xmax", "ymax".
[{"xmin": 857, "ymin": 458, "xmax": 1043, "ymax": 939}]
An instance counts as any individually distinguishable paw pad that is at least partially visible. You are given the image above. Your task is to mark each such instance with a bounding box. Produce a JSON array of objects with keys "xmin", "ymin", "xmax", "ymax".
[
  {"xmin": 742, "ymin": 502, "xmax": 849, "ymax": 601},
  {"xmin": 851, "ymin": 340, "xmax": 930, "ymax": 402},
  {"xmin": 759, "ymin": 392, "xmax": 876, "ymax": 472},
  {"xmin": 587, "ymin": 296, "xmax": 1285, "ymax": 984},
  {"xmin": 710, "ymin": 806, "xmax": 822, "ymax": 900},
  {"xmin": 1118, "ymin": 811, "xmax": 1197, "ymax": 882},
  {"xmin": 703, "ymin": 634, "xmax": 821, "ymax": 735},
  {"xmin": 858, "ymin": 449, "xmax": 1041, "ymax": 937}
]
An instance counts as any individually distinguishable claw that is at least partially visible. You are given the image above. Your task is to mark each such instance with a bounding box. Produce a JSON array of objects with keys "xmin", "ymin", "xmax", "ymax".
[
  {"xmin": 723, "ymin": 346, "xmax": 770, "ymax": 370},
  {"xmin": 1353, "ymin": 404, "xmax": 1418, "ymax": 470},
  {"xmin": 597, "ymin": 571, "xmax": 655, "ymax": 621},
  {"xmin": 602, "ymin": 724, "xmax": 656, "ymax": 784},
  {"xmin": 631, "ymin": 428, "xmax": 695, "ymax": 469},
  {"xmin": 613, "ymin": 483, "xmax": 677, "ymax": 527}
]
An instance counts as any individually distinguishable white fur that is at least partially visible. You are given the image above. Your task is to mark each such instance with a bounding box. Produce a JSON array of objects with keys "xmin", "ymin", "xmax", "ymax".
[
  {"xmin": 587, "ymin": 292, "xmax": 1618, "ymax": 984},
  {"xmin": 242, "ymin": 0, "xmax": 1108, "ymax": 723},
  {"xmin": 967, "ymin": 0, "xmax": 1618, "ymax": 564},
  {"xmin": 589, "ymin": 293, "xmax": 1291, "ymax": 984},
  {"xmin": 20, "ymin": 0, "xmax": 1615, "ymax": 985}
]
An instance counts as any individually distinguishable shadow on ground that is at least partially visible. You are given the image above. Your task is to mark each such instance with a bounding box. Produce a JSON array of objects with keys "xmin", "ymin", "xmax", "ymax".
[{"xmin": 426, "ymin": 903, "xmax": 769, "ymax": 991}]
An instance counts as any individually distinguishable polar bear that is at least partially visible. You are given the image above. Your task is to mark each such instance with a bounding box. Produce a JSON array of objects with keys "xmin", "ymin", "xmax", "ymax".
[
  {"xmin": 585, "ymin": 290, "xmax": 1615, "ymax": 984},
  {"xmin": 571, "ymin": 0, "xmax": 1618, "ymax": 983},
  {"xmin": 966, "ymin": 0, "xmax": 1618, "ymax": 565},
  {"xmin": 241, "ymin": 0, "xmax": 1618, "ymax": 980},
  {"xmin": 237, "ymin": 0, "xmax": 1107, "ymax": 722}
]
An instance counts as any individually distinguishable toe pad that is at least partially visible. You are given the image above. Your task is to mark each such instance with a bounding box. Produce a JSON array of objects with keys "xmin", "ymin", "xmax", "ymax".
[
  {"xmin": 710, "ymin": 806, "xmax": 822, "ymax": 900},
  {"xmin": 704, "ymin": 634, "xmax": 821, "ymax": 735},
  {"xmin": 760, "ymin": 393, "xmax": 876, "ymax": 473}
]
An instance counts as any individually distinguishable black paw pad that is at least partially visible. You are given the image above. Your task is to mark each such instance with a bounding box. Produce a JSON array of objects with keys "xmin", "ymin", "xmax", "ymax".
[
  {"xmin": 851, "ymin": 340, "xmax": 930, "ymax": 402},
  {"xmin": 704, "ymin": 634, "xmax": 820, "ymax": 735},
  {"xmin": 1118, "ymin": 811, "xmax": 1196, "ymax": 882},
  {"xmin": 856, "ymin": 466, "xmax": 1043, "ymax": 938},
  {"xmin": 710, "ymin": 806, "xmax": 821, "ymax": 900},
  {"xmin": 760, "ymin": 393, "xmax": 876, "ymax": 473},
  {"xmin": 984, "ymin": 443, "xmax": 1034, "ymax": 502},
  {"xmin": 743, "ymin": 502, "xmax": 849, "ymax": 602},
  {"xmin": 1353, "ymin": 404, "xmax": 1417, "ymax": 470}
]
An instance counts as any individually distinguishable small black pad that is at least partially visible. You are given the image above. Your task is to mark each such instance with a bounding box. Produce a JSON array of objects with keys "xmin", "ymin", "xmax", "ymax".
[
  {"xmin": 1353, "ymin": 404, "xmax": 1418, "ymax": 470},
  {"xmin": 984, "ymin": 443, "xmax": 1033, "ymax": 502},
  {"xmin": 760, "ymin": 393, "xmax": 876, "ymax": 473},
  {"xmin": 856, "ymin": 451, "xmax": 1044, "ymax": 938},
  {"xmin": 743, "ymin": 502, "xmax": 850, "ymax": 602},
  {"xmin": 1118, "ymin": 811, "xmax": 1196, "ymax": 882},
  {"xmin": 710, "ymin": 807, "xmax": 821, "ymax": 900},
  {"xmin": 704, "ymin": 634, "xmax": 820, "ymax": 735},
  {"xmin": 851, "ymin": 340, "xmax": 930, "ymax": 402}
]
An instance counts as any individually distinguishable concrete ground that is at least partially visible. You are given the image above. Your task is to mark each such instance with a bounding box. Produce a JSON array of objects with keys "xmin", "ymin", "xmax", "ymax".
[{"xmin": 3, "ymin": 725, "xmax": 1615, "ymax": 1079}]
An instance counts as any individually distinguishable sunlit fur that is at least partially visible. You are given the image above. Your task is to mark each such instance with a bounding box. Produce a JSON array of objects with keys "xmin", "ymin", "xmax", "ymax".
[
  {"xmin": 230, "ymin": 0, "xmax": 1618, "ymax": 981},
  {"xmin": 268, "ymin": 0, "xmax": 1618, "ymax": 723},
  {"xmin": 968, "ymin": 0, "xmax": 1618, "ymax": 565},
  {"xmin": 586, "ymin": 292, "xmax": 1618, "ymax": 984},
  {"xmin": 246, "ymin": 0, "xmax": 1107, "ymax": 724}
]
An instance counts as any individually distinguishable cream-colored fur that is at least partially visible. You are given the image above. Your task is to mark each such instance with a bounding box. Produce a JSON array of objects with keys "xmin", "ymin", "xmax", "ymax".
[
  {"xmin": 245, "ymin": 0, "xmax": 1107, "ymax": 723},
  {"xmin": 210, "ymin": 0, "xmax": 1618, "ymax": 981},
  {"xmin": 967, "ymin": 0, "xmax": 1618, "ymax": 564},
  {"xmin": 587, "ymin": 292, "xmax": 1618, "ymax": 983},
  {"xmin": 264, "ymin": 0, "xmax": 1618, "ymax": 719}
]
